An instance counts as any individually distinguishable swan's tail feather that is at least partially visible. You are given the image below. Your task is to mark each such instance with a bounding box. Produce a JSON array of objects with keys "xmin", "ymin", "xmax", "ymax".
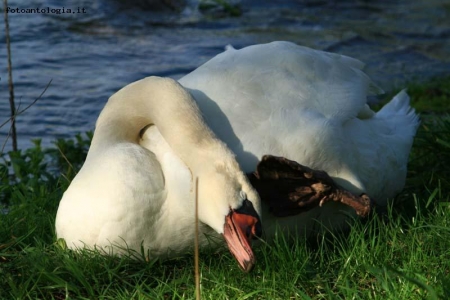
[
  {"xmin": 357, "ymin": 89, "xmax": 419, "ymax": 202},
  {"xmin": 377, "ymin": 89, "xmax": 420, "ymax": 137}
]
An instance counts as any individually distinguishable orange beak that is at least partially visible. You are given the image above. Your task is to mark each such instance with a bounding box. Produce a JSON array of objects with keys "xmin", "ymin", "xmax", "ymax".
[{"xmin": 223, "ymin": 200, "xmax": 262, "ymax": 272}]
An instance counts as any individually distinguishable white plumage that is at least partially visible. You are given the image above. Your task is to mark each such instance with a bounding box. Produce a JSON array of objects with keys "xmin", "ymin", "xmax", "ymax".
[{"xmin": 55, "ymin": 41, "xmax": 419, "ymax": 261}]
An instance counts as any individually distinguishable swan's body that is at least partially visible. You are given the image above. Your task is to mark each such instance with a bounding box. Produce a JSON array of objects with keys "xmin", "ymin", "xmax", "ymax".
[{"xmin": 56, "ymin": 42, "xmax": 419, "ymax": 265}]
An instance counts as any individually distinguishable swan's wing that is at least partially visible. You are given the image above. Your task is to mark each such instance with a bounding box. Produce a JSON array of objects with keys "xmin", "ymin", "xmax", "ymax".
[
  {"xmin": 180, "ymin": 41, "xmax": 379, "ymax": 123},
  {"xmin": 179, "ymin": 41, "xmax": 382, "ymax": 182},
  {"xmin": 179, "ymin": 41, "xmax": 419, "ymax": 202}
]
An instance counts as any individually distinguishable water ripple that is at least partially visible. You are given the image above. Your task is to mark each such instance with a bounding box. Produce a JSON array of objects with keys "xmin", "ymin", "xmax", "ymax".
[{"xmin": 1, "ymin": 0, "xmax": 449, "ymax": 150}]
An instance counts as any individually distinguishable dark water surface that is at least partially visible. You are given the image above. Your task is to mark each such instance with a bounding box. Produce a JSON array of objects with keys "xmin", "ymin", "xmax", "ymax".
[{"xmin": 1, "ymin": 0, "xmax": 449, "ymax": 150}]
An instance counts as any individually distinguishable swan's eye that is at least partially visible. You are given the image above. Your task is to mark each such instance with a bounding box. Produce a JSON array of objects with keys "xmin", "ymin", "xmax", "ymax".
[{"xmin": 239, "ymin": 190, "xmax": 247, "ymax": 201}]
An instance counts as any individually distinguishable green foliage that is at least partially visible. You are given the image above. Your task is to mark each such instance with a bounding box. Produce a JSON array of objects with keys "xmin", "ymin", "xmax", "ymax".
[
  {"xmin": 407, "ymin": 116, "xmax": 450, "ymax": 193},
  {"xmin": 385, "ymin": 115, "xmax": 450, "ymax": 224},
  {"xmin": 375, "ymin": 76, "xmax": 450, "ymax": 114},
  {"xmin": 0, "ymin": 132, "xmax": 92, "ymax": 205},
  {"xmin": 47, "ymin": 132, "xmax": 93, "ymax": 180},
  {"xmin": 406, "ymin": 77, "xmax": 450, "ymax": 113}
]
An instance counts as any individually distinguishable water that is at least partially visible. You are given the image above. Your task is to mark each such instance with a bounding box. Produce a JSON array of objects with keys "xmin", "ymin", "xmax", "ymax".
[{"xmin": 1, "ymin": 0, "xmax": 449, "ymax": 151}]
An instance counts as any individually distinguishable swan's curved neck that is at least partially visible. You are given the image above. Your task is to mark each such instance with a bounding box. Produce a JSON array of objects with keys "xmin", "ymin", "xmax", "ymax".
[{"xmin": 91, "ymin": 76, "xmax": 227, "ymax": 172}]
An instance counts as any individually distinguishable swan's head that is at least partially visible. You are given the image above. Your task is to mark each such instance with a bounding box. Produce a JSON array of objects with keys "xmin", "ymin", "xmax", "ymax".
[{"xmin": 197, "ymin": 159, "xmax": 262, "ymax": 272}]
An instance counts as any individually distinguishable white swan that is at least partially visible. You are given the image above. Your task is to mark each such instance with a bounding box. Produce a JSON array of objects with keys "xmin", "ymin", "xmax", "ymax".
[
  {"xmin": 55, "ymin": 77, "xmax": 262, "ymax": 271},
  {"xmin": 55, "ymin": 41, "xmax": 419, "ymax": 270}
]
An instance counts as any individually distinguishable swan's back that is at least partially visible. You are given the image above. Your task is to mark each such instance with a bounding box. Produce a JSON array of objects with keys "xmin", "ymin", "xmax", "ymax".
[
  {"xmin": 179, "ymin": 41, "xmax": 419, "ymax": 203},
  {"xmin": 181, "ymin": 41, "xmax": 377, "ymax": 122}
]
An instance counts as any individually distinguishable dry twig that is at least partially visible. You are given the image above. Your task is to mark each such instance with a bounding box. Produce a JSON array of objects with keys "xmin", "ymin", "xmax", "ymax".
[
  {"xmin": 3, "ymin": 0, "xmax": 17, "ymax": 150},
  {"xmin": 194, "ymin": 177, "xmax": 201, "ymax": 300},
  {"xmin": 0, "ymin": 80, "xmax": 52, "ymax": 153}
]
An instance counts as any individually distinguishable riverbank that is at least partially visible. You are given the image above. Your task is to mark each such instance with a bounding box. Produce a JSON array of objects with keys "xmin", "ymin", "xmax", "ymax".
[{"xmin": 1, "ymin": 77, "xmax": 449, "ymax": 299}]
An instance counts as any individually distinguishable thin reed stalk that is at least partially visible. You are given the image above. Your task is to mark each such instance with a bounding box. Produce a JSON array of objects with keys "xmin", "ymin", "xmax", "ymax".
[
  {"xmin": 194, "ymin": 177, "xmax": 201, "ymax": 300},
  {"xmin": 3, "ymin": 0, "xmax": 17, "ymax": 151}
]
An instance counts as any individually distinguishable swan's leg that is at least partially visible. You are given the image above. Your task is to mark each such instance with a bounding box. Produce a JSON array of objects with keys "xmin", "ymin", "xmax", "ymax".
[{"xmin": 247, "ymin": 155, "xmax": 372, "ymax": 218}]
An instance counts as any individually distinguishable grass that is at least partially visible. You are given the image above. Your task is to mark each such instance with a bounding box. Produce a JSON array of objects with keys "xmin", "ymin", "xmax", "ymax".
[
  {"xmin": 1, "ymin": 77, "xmax": 450, "ymax": 299},
  {"xmin": 400, "ymin": 77, "xmax": 450, "ymax": 114}
]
